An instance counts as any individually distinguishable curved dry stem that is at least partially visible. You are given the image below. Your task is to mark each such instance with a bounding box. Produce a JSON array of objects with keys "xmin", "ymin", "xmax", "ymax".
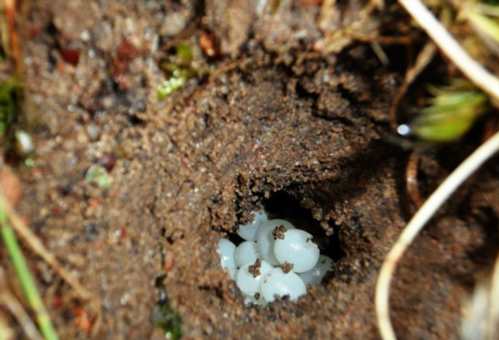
[
  {"xmin": 376, "ymin": 131, "xmax": 499, "ymax": 340},
  {"xmin": 398, "ymin": 0, "xmax": 499, "ymax": 103},
  {"xmin": 389, "ymin": 42, "xmax": 436, "ymax": 129},
  {"xmin": 405, "ymin": 151, "xmax": 423, "ymax": 209},
  {"xmin": 0, "ymin": 261, "xmax": 41, "ymax": 340},
  {"xmin": 1, "ymin": 291, "xmax": 42, "ymax": 340}
]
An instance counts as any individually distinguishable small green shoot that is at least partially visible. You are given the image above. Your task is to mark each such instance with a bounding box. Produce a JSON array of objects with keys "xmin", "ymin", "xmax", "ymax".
[
  {"xmin": 157, "ymin": 43, "xmax": 196, "ymax": 100},
  {"xmin": 0, "ymin": 78, "xmax": 18, "ymax": 137},
  {"xmin": 411, "ymin": 80, "xmax": 488, "ymax": 142},
  {"xmin": 152, "ymin": 300, "xmax": 182, "ymax": 340},
  {"xmin": 85, "ymin": 165, "xmax": 112, "ymax": 189},
  {"xmin": 0, "ymin": 197, "xmax": 58, "ymax": 340},
  {"xmin": 157, "ymin": 70, "xmax": 189, "ymax": 100}
]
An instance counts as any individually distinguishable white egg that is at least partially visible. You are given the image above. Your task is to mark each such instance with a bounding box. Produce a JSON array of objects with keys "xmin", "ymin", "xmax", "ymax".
[
  {"xmin": 274, "ymin": 229, "xmax": 320, "ymax": 273},
  {"xmin": 299, "ymin": 255, "xmax": 333, "ymax": 285},
  {"xmin": 260, "ymin": 267, "xmax": 306, "ymax": 303},
  {"xmin": 234, "ymin": 241, "xmax": 259, "ymax": 267},
  {"xmin": 217, "ymin": 238, "xmax": 236, "ymax": 279},
  {"xmin": 256, "ymin": 219, "xmax": 295, "ymax": 265},
  {"xmin": 237, "ymin": 210, "xmax": 267, "ymax": 241},
  {"xmin": 236, "ymin": 260, "xmax": 273, "ymax": 296}
]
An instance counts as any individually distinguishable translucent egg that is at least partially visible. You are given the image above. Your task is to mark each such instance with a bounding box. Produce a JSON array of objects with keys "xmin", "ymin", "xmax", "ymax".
[
  {"xmin": 219, "ymin": 211, "xmax": 336, "ymax": 306},
  {"xmin": 256, "ymin": 219, "xmax": 295, "ymax": 265},
  {"xmin": 260, "ymin": 267, "xmax": 306, "ymax": 302},
  {"xmin": 217, "ymin": 238, "xmax": 236, "ymax": 279},
  {"xmin": 299, "ymin": 255, "xmax": 333, "ymax": 285},
  {"xmin": 234, "ymin": 241, "xmax": 259, "ymax": 267},
  {"xmin": 236, "ymin": 260, "xmax": 273, "ymax": 296},
  {"xmin": 274, "ymin": 229, "xmax": 320, "ymax": 273},
  {"xmin": 237, "ymin": 210, "xmax": 267, "ymax": 241}
]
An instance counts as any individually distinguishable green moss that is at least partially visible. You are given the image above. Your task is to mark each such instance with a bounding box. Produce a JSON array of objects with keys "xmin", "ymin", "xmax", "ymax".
[
  {"xmin": 152, "ymin": 300, "xmax": 182, "ymax": 340},
  {"xmin": 175, "ymin": 42, "xmax": 193, "ymax": 65}
]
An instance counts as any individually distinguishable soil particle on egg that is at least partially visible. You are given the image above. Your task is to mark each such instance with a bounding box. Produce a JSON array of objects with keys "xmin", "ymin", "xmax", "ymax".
[
  {"xmin": 272, "ymin": 225, "xmax": 286, "ymax": 240},
  {"xmin": 248, "ymin": 259, "xmax": 262, "ymax": 278},
  {"xmin": 281, "ymin": 262, "xmax": 294, "ymax": 273}
]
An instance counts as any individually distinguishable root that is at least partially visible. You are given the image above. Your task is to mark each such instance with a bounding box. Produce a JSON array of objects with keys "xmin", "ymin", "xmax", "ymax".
[
  {"xmin": 376, "ymin": 131, "xmax": 499, "ymax": 340},
  {"xmin": 376, "ymin": 1, "xmax": 499, "ymax": 338},
  {"xmin": 405, "ymin": 151, "xmax": 423, "ymax": 209}
]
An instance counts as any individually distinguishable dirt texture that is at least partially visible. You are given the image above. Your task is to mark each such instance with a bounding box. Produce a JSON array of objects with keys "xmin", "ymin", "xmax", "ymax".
[{"xmin": 7, "ymin": 0, "xmax": 499, "ymax": 339}]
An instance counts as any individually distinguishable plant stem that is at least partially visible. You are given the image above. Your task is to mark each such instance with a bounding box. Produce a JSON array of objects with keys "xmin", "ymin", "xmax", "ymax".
[
  {"xmin": 0, "ymin": 201, "xmax": 58, "ymax": 340},
  {"xmin": 376, "ymin": 131, "xmax": 499, "ymax": 340},
  {"xmin": 399, "ymin": 0, "xmax": 499, "ymax": 103}
]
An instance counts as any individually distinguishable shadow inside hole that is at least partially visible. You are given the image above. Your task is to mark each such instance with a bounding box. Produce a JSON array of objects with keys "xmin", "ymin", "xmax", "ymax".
[{"xmin": 262, "ymin": 191, "xmax": 346, "ymax": 263}]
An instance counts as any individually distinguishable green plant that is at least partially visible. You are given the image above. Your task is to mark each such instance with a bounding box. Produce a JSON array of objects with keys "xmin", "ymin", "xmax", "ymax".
[
  {"xmin": 411, "ymin": 80, "xmax": 488, "ymax": 142},
  {"xmin": 152, "ymin": 300, "xmax": 182, "ymax": 340},
  {"xmin": 0, "ymin": 197, "xmax": 58, "ymax": 340},
  {"xmin": 157, "ymin": 43, "xmax": 196, "ymax": 100}
]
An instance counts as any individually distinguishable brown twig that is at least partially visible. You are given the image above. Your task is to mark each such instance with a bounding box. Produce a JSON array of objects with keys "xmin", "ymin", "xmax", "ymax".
[
  {"xmin": 376, "ymin": 131, "xmax": 499, "ymax": 340},
  {"xmin": 0, "ymin": 267, "xmax": 42, "ymax": 340},
  {"xmin": 4, "ymin": 0, "xmax": 22, "ymax": 76},
  {"xmin": 1, "ymin": 292, "xmax": 42, "ymax": 340},
  {"xmin": 0, "ymin": 196, "xmax": 93, "ymax": 301},
  {"xmin": 405, "ymin": 151, "xmax": 423, "ymax": 209},
  {"xmin": 0, "ymin": 192, "xmax": 101, "ymax": 334},
  {"xmin": 389, "ymin": 42, "xmax": 436, "ymax": 129}
]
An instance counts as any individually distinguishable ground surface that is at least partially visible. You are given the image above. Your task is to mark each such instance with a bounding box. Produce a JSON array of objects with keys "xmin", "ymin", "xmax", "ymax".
[{"xmin": 7, "ymin": 0, "xmax": 499, "ymax": 339}]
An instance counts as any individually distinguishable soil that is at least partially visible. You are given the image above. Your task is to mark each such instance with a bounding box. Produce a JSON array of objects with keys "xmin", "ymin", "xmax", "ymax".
[{"xmin": 5, "ymin": 0, "xmax": 499, "ymax": 339}]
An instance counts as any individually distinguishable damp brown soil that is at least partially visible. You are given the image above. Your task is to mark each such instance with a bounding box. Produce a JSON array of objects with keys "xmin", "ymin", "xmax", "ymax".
[{"xmin": 8, "ymin": 0, "xmax": 499, "ymax": 339}]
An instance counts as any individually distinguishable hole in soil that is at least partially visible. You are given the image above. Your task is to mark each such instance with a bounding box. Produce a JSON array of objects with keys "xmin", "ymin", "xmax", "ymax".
[
  {"xmin": 217, "ymin": 188, "xmax": 348, "ymax": 305},
  {"xmin": 262, "ymin": 191, "xmax": 345, "ymax": 263}
]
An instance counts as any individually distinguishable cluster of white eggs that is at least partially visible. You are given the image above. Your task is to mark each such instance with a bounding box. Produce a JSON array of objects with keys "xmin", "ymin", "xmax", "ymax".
[{"xmin": 217, "ymin": 211, "xmax": 333, "ymax": 305}]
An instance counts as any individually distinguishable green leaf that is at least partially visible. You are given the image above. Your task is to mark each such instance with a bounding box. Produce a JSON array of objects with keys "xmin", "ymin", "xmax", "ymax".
[
  {"xmin": 467, "ymin": 9, "xmax": 499, "ymax": 42},
  {"xmin": 412, "ymin": 83, "xmax": 488, "ymax": 142}
]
